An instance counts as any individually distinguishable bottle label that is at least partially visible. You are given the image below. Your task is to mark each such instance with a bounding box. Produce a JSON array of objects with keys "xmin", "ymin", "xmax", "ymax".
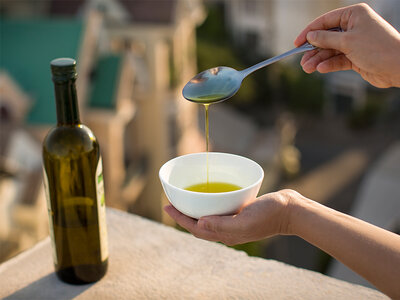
[
  {"xmin": 96, "ymin": 157, "xmax": 108, "ymax": 261},
  {"xmin": 42, "ymin": 167, "xmax": 58, "ymax": 265}
]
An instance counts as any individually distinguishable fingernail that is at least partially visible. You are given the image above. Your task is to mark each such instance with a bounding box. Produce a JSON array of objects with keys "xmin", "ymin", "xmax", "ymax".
[{"xmin": 307, "ymin": 31, "xmax": 316, "ymax": 42}]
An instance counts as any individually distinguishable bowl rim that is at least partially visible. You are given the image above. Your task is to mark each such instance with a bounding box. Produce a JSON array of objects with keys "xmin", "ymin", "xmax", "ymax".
[{"xmin": 159, "ymin": 151, "xmax": 264, "ymax": 195}]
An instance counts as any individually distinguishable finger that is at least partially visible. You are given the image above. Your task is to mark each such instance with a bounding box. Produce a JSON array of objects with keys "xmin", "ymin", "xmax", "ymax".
[
  {"xmin": 294, "ymin": 6, "xmax": 347, "ymax": 46},
  {"xmin": 164, "ymin": 205, "xmax": 221, "ymax": 241},
  {"xmin": 316, "ymin": 54, "xmax": 352, "ymax": 73},
  {"xmin": 164, "ymin": 205, "xmax": 197, "ymax": 231},
  {"xmin": 307, "ymin": 30, "xmax": 347, "ymax": 53},
  {"xmin": 300, "ymin": 49, "xmax": 319, "ymax": 66},
  {"xmin": 302, "ymin": 49, "xmax": 339, "ymax": 73}
]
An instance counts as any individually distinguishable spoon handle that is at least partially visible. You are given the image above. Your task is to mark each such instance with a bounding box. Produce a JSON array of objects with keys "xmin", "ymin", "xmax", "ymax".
[{"xmin": 240, "ymin": 27, "xmax": 342, "ymax": 78}]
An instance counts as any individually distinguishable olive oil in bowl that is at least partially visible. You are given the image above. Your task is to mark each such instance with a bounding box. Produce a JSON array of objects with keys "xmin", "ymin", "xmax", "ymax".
[
  {"xmin": 159, "ymin": 152, "xmax": 264, "ymax": 219},
  {"xmin": 185, "ymin": 182, "xmax": 242, "ymax": 193}
]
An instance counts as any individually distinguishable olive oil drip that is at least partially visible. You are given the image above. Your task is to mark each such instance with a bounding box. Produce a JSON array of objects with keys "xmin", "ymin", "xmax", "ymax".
[{"xmin": 204, "ymin": 104, "xmax": 210, "ymax": 190}]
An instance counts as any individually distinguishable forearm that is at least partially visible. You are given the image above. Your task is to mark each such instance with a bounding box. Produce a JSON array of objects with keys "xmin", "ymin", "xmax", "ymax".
[{"xmin": 288, "ymin": 196, "xmax": 400, "ymax": 298}]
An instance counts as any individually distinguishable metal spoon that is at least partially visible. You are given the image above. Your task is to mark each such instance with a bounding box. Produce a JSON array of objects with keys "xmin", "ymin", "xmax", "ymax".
[{"xmin": 183, "ymin": 28, "xmax": 341, "ymax": 104}]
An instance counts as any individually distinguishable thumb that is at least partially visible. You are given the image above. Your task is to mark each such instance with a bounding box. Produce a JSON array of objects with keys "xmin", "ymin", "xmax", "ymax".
[{"xmin": 307, "ymin": 30, "xmax": 347, "ymax": 52}]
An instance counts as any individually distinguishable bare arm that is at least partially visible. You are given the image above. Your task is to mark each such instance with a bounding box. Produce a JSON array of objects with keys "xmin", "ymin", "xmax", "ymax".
[
  {"xmin": 288, "ymin": 194, "xmax": 400, "ymax": 299},
  {"xmin": 165, "ymin": 190, "xmax": 400, "ymax": 298}
]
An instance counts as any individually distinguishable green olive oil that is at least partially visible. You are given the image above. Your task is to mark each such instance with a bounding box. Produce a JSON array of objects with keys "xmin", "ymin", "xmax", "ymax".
[
  {"xmin": 204, "ymin": 104, "xmax": 210, "ymax": 185},
  {"xmin": 185, "ymin": 182, "xmax": 242, "ymax": 193}
]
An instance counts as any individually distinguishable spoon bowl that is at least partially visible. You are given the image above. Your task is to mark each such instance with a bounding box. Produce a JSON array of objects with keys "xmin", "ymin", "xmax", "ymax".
[{"xmin": 182, "ymin": 67, "xmax": 243, "ymax": 104}]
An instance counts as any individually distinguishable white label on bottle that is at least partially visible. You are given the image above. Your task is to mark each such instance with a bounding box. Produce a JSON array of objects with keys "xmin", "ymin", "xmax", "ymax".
[
  {"xmin": 42, "ymin": 167, "xmax": 58, "ymax": 265},
  {"xmin": 96, "ymin": 157, "xmax": 108, "ymax": 261}
]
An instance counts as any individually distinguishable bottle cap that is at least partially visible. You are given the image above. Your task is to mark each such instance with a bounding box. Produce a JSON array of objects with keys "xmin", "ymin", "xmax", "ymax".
[{"xmin": 51, "ymin": 58, "xmax": 77, "ymax": 82}]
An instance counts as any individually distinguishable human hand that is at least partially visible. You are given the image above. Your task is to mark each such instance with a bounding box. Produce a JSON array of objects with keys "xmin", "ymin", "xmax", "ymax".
[
  {"xmin": 164, "ymin": 189, "xmax": 300, "ymax": 246},
  {"xmin": 294, "ymin": 3, "xmax": 400, "ymax": 88}
]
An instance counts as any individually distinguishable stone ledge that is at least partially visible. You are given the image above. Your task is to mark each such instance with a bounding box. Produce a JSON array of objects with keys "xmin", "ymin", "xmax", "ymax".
[{"xmin": 0, "ymin": 208, "xmax": 388, "ymax": 299}]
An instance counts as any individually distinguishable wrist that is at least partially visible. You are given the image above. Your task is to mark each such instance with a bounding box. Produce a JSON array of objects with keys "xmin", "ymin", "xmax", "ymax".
[
  {"xmin": 278, "ymin": 189, "xmax": 307, "ymax": 236},
  {"xmin": 282, "ymin": 190, "xmax": 315, "ymax": 236}
]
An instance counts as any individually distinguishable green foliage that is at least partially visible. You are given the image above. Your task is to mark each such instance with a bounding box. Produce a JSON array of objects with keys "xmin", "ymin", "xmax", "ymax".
[
  {"xmin": 196, "ymin": 40, "xmax": 257, "ymax": 103},
  {"xmin": 231, "ymin": 241, "xmax": 264, "ymax": 257},
  {"xmin": 317, "ymin": 251, "xmax": 332, "ymax": 274},
  {"xmin": 196, "ymin": 40, "xmax": 243, "ymax": 71},
  {"xmin": 279, "ymin": 63, "xmax": 325, "ymax": 114},
  {"xmin": 196, "ymin": 4, "xmax": 227, "ymax": 44},
  {"xmin": 348, "ymin": 94, "xmax": 384, "ymax": 129},
  {"xmin": 169, "ymin": 43, "xmax": 178, "ymax": 88},
  {"xmin": 196, "ymin": 3, "xmax": 257, "ymax": 104}
]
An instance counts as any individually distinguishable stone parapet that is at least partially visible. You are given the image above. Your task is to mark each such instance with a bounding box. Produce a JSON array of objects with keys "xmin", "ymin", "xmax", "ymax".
[{"xmin": 0, "ymin": 208, "xmax": 387, "ymax": 299}]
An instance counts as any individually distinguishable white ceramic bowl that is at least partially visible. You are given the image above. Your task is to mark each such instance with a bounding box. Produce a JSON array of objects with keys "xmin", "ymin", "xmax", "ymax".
[{"xmin": 159, "ymin": 152, "xmax": 264, "ymax": 219}]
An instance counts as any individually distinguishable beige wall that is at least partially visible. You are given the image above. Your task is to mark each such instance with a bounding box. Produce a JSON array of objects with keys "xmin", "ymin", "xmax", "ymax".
[
  {"xmin": 77, "ymin": 10, "xmax": 103, "ymax": 119},
  {"xmin": 273, "ymin": 0, "xmax": 341, "ymax": 55}
]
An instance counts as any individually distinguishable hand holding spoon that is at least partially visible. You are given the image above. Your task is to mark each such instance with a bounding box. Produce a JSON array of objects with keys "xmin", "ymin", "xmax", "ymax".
[{"xmin": 183, "ymin": 28, "xmax": 342, "ymax": 104}]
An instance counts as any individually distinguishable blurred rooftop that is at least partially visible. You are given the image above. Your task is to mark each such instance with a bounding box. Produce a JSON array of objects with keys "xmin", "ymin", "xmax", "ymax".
[{"xmin": 0, "ymin": 18, "xmax": 83, "ymax": 124}]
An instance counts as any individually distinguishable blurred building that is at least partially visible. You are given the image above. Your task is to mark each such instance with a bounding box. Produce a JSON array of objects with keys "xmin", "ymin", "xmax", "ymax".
[
  {"xmin": 223, "ymin": 0, "xmax": 400, "ymax": 60},
  {"xmin": 88, "ymin": 0, "xmax": 206, "ymax": 220},
  {"xmin": 0, "ymin": 0, "xmax": 205, "ymax": 261},
  {"xmin": 0, "ymin": 73, "xmax": 47, "ymax": 262},
  {"xmin": 223, "ymin": 1, "xmax": 340, "ymax": 57}
]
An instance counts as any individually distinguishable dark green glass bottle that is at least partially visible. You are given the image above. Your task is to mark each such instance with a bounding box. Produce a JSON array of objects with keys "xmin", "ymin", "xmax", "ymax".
[{"xmin": 42, "ymin": 58, "xmax": 108, "ymax": 284}]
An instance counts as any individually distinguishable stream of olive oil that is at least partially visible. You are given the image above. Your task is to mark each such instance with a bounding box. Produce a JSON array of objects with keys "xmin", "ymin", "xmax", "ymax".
[
  {"xmin": 184, "ymin": 104, "xmax": 242, "ymax": 193},
  {"xmin": 205, "ymin": 104, "xmax": 210, "ymax": 186}
]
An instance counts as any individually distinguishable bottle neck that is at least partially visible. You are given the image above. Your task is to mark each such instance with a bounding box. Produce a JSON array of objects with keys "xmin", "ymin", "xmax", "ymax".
[{"xmin": 54, "ymin": 79, "xmax": 80, "ymax": 126}]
